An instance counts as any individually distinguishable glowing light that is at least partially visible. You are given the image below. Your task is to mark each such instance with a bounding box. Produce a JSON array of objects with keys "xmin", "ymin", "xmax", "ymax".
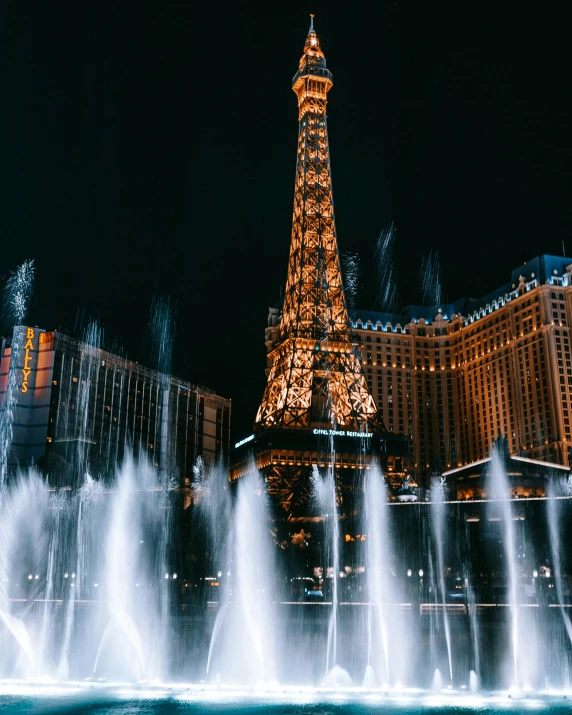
[
  {"xmin": 20, "ymin": 327, "xmax": 36, "ymax": 393},
  {"xmin": 235, "ymin": 434, "xmax": 255, "ymax": 449},
  {"xmin": 255, "ymin": 28, "xmax": 376, "ymax": 439}
]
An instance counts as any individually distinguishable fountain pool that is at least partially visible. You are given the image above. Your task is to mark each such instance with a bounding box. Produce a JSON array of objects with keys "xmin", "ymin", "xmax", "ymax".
[{"xmin": 3, "ymin": 681, "xmax": 572, "ymax": 714}]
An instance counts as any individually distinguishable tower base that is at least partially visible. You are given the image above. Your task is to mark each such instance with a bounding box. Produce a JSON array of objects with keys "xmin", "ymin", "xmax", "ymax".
[{"xmin": 230, "ymin": 427, "xmax": 410, "ymax": 515}]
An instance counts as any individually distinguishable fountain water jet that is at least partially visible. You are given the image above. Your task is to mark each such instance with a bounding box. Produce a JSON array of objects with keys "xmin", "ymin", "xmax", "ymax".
[
  {"xmin": 312, "ymin": 463, "xmax": 340, "ymax": 678},
  {"xmin": 465, "ymin": 574, "xmax": 481, "ymax": 684},
  {"xmin": 0, "ymin": 261, "xmax": 35, "ymax": 491},
  {"xmin": 487, "ymin": 448, "xmax": 520, "ymax": 687},
  {"xmin": 233, "ymin": 472, "xmax": 277, "ymax": 684},
  {"xmin": 364, "ymin": 465, "xmax": 393, "ymax": 685},
  {"xmin": 430, "ymin": 477, "xmax": 453, "ymax": 685},
  {"xmin": 93, "ymin": 456, "xmax": 171, "ymax": 681},
  {"xmin": 547, "ymin": 478, "xmax": 572, "ymax": 648},
  {"xmin": 0, "ymin": 470, "xmax": 48, "ymax": 677},
  {"xmin": 203, "ymin": 468, "xmax": 277, "ymax": 685},
  {"xmin": 195, "ymin": 459, "xmax": 232, "ymax": 680}
]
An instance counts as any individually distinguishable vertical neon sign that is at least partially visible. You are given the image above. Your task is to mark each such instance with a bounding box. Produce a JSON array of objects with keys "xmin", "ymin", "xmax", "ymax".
[{"xmin": 21, "ymin": 327, "xmax": 36, "ymax": 393}]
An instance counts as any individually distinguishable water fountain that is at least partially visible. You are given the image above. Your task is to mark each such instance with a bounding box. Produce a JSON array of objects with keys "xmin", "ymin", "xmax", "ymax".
[
  {"xmin": 1, "ymin": 437, "xmax": 572, "ymax": 710},
  {"xmin": 3, "ymin": 274, "xmax": 572, "ymax": 711}
]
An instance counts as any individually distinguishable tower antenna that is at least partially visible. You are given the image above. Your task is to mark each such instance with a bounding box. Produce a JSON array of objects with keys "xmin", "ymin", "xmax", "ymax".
[{"xmin": 309, "ymin": 13, "xmax": 314, "ymax": 33}]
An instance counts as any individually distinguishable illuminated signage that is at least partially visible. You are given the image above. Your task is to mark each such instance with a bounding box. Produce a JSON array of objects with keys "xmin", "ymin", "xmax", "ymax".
[
  {"xmin": 235, "ymin": 434, "xmax": 255, "ymax": 449},
  {"xmin": 313, "ymin": 429, "xmax": 372, "ymax": 439},
  {"xmin": 21, "ymin": 327, "xmax": 36, "ymax": 393}
]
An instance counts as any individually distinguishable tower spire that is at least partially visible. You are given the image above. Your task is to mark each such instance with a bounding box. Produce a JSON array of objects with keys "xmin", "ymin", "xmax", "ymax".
[{"xmin": 255, "ymin": 22, "xmax": 377, "ymax": 433}]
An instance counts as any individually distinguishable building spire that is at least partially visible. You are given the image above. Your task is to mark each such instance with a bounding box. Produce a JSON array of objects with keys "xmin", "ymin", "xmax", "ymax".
[{"xmin": 302, "ymin": 13, "xmax": 324, "ymax": 59}]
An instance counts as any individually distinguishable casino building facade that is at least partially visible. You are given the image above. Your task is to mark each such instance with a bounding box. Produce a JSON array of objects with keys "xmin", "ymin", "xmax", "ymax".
[
  {"xmin": 0, "ymin": 325, "xmax": 231, "ymax": 490},
  {"xmin": 347, "ymin": 255, "xmax": 572, "ymax": 483}
]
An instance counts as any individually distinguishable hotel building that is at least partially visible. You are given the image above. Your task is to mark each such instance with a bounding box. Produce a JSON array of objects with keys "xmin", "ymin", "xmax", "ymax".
[
  {"xmin": 0, "ymin": 325, "xmax": 231, "ymax": 489},
  {"xmin": 352, "ymin": 254, "xmax": 572, "ymax": 481}
]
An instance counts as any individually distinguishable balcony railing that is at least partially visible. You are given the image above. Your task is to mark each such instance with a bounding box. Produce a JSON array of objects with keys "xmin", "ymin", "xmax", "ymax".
[{"xmin": 292, "ymin": 66, "xmax": 333, "ymax": 85}]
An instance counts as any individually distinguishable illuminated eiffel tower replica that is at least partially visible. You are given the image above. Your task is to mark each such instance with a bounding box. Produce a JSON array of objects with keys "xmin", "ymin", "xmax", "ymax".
[{"xmin": 231, "ymin": 18, "xmax": 404, "ymax": 513}]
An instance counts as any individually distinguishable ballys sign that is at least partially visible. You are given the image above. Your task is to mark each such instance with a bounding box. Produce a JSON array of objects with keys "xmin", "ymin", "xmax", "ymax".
[{"xmin": 21, "ymin": 327, "xmax": 36, "ymax": 393}]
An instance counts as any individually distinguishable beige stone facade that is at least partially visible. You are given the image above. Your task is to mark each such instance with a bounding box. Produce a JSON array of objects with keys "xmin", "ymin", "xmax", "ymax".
[{"xmin": 348, "ymin": 256, "xmax": 572, "ymax": 483}]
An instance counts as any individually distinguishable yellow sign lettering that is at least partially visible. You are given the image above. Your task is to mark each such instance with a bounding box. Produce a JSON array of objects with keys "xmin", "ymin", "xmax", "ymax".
[{"xmin": 21, "ymin": 328, "xmax": 36, "ymax": 393}]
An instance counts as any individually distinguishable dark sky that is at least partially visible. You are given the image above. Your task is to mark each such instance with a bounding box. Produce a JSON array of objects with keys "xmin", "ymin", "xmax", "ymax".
[{"xmin": 1, "ymin": 1, "xmax": 571, "ymax": 441}]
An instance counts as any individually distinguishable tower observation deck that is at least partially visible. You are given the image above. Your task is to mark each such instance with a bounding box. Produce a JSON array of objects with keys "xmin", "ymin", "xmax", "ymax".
[{"xmin": 231, "ymin": 18, "xmax": 408, "ymax": 513}]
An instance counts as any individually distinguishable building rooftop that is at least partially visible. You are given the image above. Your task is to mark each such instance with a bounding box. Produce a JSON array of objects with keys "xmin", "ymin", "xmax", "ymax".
[
  {"xmin": 353, "ymin": 254, "xmax": 572, "ymax": 328},
  {"xmin": 1, "ymin": 327, "xmax": 230, "ymax": 404}
]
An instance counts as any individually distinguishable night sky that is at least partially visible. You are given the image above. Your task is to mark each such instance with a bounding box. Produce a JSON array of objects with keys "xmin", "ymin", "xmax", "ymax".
[{"xmin": 1, "ymin": 1, "xmax": 571, "ymax": 441}]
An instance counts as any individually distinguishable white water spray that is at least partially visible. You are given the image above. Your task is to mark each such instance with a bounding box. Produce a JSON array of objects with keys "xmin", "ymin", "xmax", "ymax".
[
  {"xmin": 312, "ymin": 464, "xmax": 340, "ymax": 676},
  {"xmin": 430, "ymin": 477, "xmax": 453, "ymax": 684},
  {"xmin": 364, "ymin": 465, "xmax": 392, "ymax": 684},
  {"xmin": 488, "ymin": 450, "xmax": 519, "ymax": 687}
]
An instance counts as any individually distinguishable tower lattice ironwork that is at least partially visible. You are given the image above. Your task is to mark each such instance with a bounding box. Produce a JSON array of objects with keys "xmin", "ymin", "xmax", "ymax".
[{"xmin": 255, "ymin": 17, "xmax": 376, "ymax": 433}]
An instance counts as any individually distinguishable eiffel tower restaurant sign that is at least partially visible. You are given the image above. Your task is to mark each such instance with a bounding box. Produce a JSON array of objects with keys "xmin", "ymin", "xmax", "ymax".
[{"xmin": 312, "ymin": 429, "xmax": 373, "ymax": 439}]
